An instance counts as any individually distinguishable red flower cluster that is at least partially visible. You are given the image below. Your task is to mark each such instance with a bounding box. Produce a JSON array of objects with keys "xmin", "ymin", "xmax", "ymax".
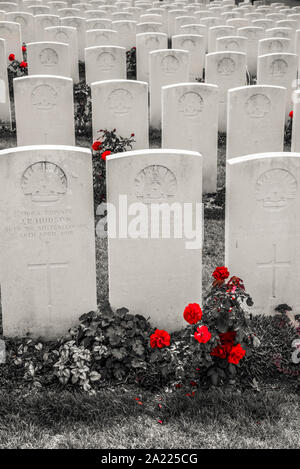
[
  {"xmin": 194, "ymin": 325, "xmax": 211, "ymax": 344},
  {"xmin": 91, "ymin": 141, "xmax": 111, "ymax": 161},
  {"xmin": 228, "ymin": 343, "xmax": 246, "ymax": 364},
  {"xmin": 20, "ymin": 61, "xmax": 27, "ymax": 68},
  {"xmin": 101, "ymin": 150, "xmax": 111, "ymax": 161},
  {"xmin": 22, "ymin": 46, "xmax": 26, "ymax": 52},
  {"xmin": 8, "ymin": 53, "xmax": 15, "ymax": 61},
  {"xmin": 183, "ymin": 303, "xmax": 202, "ymax": 324},
  {"xmin": 289, "ymin": 110, "xmax": 293, "ymax": 118},
  {"xmin": 226, "ymin": 275, "xmax": 245, "ymax": 293},
  {"xmin": 150, "ymin": 329, "xmax": 170, "ymax": 349},
  {"xmin": 210, "ymin": 331, "xmax": 245, "ymax": 364},
  {"xmin": 212, "ymin": 266, "xmax": 229, "ymax": 284},
  {"xmin": 92, "ymin": 140, "xmax": 101, "ymax": 152}
]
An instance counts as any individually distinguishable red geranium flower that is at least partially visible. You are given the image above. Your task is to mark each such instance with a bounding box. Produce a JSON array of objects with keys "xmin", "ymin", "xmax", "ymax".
[
  {"xmin": 219, "ymin": 331, "xmax": 236, "ymax": 345},
  {"xmin": 19, "ymin": 61, "xmax": 27, "ymax": 68},
  {"xmin": 183, "ymin": 303, "xmax": 202, "ymax": 324},
  {"xmin": 101, "ymin": 150, "xmax": 111, "ymax": 161},
  {"xmin": 226, "ymin": 275, "xmax": 245, "ymax": 292},
  {"xmin": 150, "ymin": 329, "xmax": 170, "ymax": 349},
  {"xmin": 131, "ymin": 133, "xmax": 135, "ymax": 137},
  {"xmin": 92, "ymin": 141, "xmax": 102, "ymax": 152},
  {"xmin": 210, "ymin": 344, "xmax": 228, "ymax": 359},
  {"xmin": 22, "ymin": 46, "xmax": 26, "ymax": 52},
  {"xmin": 227, "ymin": 343, "xmax": 246, "ymax": 364},
  {"xmin": 194, "ymin": 325, "xmax": 211, "ymax": 344},
  {"xmin": 289, "ymin": 110, "xmax": 293, "ymax": 118},
  {"xmin": 8, "ymin": 53, "xmax": 15, "ymax": 61},
  {"xmin": 212, "ymin": 266, "xmax": 229, "ymax": 282}
]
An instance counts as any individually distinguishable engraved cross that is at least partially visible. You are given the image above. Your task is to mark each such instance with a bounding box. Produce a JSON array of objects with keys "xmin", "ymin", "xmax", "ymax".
[
  {"xmin": 257, "ymin": 244, "xmax": 290, "ymax": 298},
  {"xmin": 28, "ymin": 261, "xmax": 68, "ymax": 310}
]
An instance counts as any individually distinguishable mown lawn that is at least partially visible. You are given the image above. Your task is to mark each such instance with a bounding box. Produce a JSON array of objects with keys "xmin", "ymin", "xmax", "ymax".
[{"xmin": 0, "ymin": 382, "xmax": 299, "ymax": 449}]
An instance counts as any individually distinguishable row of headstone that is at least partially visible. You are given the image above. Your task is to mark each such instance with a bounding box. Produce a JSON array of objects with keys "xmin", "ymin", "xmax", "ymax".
[
  {"xmin": 0, "ymin": 143, "xmax": 299, "ymax": 337},
  {"xmin": 9, "ymin": 70, "xmax": 297, "ymax": 193}
]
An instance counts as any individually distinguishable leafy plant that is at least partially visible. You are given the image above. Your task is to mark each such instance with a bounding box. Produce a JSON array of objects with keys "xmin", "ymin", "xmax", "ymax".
[
  {"xmin": 7, "ymin": 45, "xmax": 28, "ymax": 95},
  {"xmin": 73, "ymin": 80, "xmax": 92, "ymax": 136},
  {"xmin": 126, "ymin": 47, "xmax": 136, "ymax": 78},
  {"xmin": 92, "ymin": 128, "xmax": 135, "ymax": 207},
  {"xmin": 285, "ymin": 111, "xmax": 293, "ymax": 146}
]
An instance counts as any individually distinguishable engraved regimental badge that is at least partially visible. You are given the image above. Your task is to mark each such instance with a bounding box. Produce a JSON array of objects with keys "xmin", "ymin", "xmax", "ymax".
[{"xmin": 21, "ymin": 161, "xmax": 67, "ymax": 204}]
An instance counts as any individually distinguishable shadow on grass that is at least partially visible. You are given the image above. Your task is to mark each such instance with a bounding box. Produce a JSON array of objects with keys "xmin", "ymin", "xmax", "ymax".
[{"xmin": 0, "ymin": 385, "xmax": 299, "ymax": 448}]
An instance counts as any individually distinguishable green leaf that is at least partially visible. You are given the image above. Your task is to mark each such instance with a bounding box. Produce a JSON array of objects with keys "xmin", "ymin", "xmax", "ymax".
[
  {"xmin": 90, "ymin": 371, "xmax": 101, "ymax": 382},
  {"xmin": 132, "ymin": 340, "xmax": 145, "ymax": 356}
]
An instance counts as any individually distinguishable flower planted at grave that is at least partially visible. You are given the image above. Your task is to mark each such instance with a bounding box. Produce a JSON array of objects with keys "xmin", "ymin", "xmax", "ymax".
[
  {"xmin": 148, "ymin": 266, "xmax": 255, "ymax": 390},
  {"xmin": 284, "ymin": 110, "xmax": 293, "ymax": 145},
  {"xmin": 74, "ymin": 81, "xmax": 92, "ymax": 136},
  {"xmin": 91, "ymin": 128, "xmax": 135, "ymax": 207},
  {"xmin": 126, "ymin": 47, "xmax": 136, "ymax": 79},
  {"xmin": 7, "ymin": 50, "xmax": 28, "ymax": 95}
]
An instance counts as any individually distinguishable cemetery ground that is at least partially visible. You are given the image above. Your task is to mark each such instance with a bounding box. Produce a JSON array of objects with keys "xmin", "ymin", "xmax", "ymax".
[{"xmin": 0, "ymin": 131, "xmax": 299, "ymax": 449}]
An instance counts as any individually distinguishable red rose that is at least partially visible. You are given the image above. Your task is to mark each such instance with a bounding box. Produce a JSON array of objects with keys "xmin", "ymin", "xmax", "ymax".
[
  {"xmin": 194, "ymin": 325, "xmax": 211, "ymax": 344},
  {"xmin": 8, "ymin": 53, "xmax": 15, "ymax": 61},
  {"xmin": 219, "ymin": 331, "xmax": 236, "ymax": 345},
  {"xmin": 226, "ymin": 276, "xmax": 245, "ymax": 291},
  {"xmin": 22, "ymin": 46, "xmax": 26, "ymax": 52},
  {"xmin": 183, "ymin": 303, "xmax": 202, "ymax": 324},
  {"xmin": 131, "ymin": 133, "xmax": 135, "ymax": 137},
  {"xmin": 227, "ymin": 343, "xmax": 246, "ymax": 364},
  {"xmin": 212, "ymin": 266, "xmax": 229, "ymax": 282},
  {"xmin": 92, "ymin": 141, "xmax": 101, "ymax": 151},
  {"xmin": 101, "ymin": 150, "xmax": 111, "ymax": 161},
  {"xmin": 289, "ymin": 110, "xmax": 293, "ymax": 118},
  {"xmin": 210, "ymin": 345, "xmax": 228, "ymax": 359},
  {"xmin": 150, "ymin": 329, "xmax": 170, "ymax": 349},
  {"xmin": 19, "ymin": 61, "xmax": 27, "ymax": 68}
]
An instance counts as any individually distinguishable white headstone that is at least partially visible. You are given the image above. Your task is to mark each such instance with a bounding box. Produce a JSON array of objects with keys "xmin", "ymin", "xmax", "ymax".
[
  {"xmin": 258, "ymin": 37, "xmax": 291, "ymax": 55},
  {"xmin": 5, "ymin": 11, "xmax": 34, "ymax": 43},
  {"xmin": 216, "ymin": 35, "xmax": 247, "ymax": 53},
  {"xmin": 225, "ymin": 152, "xmax": 300, "ymax": 317},
  {"xmin": 257, "ymin": 52, "xmax": 297, "ymax": 119},
  {"xmin": 172, "ymin": 34, "xmax": 205, "ymax": 81},
  {"xmin": 136, "ymin": 31, "xmax": 168, "ymax": 82},
  {"xmin": 149, "ymin": 49, "xmax": 190, "ymax": 129},
  {"xmin": 107, "ymin": 148, "xmax": 202, "ymax": 332},
  {"xmin": 86, "ymin": 28, "xmax": 117, "ymax": 47},
  {"xmin": 34, "ymin": 14, "xmax": 60, "ymax": 41},
  {"xmin": 14, "ymin": 75, "xmax": 75, "ymax": 145},
  {"xmin": 45, "ymin": 25, "xmax": 79, "ymax": 83},
  {"xmin": 136, "ymin": 21, "xmax": 162, "ymax": 33},
  {"xmin": 85, "ymin": 45, "xmax": 126, "ymax": 85},
  {"xmin": 208, "ymin": 25, "xmax": 235, "ymax": 53},
  {"xmin": 60, "ymin": 16, "xmax": 86, "ymax": 61},
  {"xmin": 112, "ymin": 19, "xmax": 136, "ymax": 50},
  {"xmin": 0, "ymin": 145, "xmax": 97, "ymax": 339},
  {"xmin": 0, "ymin": 38, "xmax": 11, "ymax": 125},
  {"xmin": 91, "ymin": 79, "xmax": 149, "ymax": 149},
  {"xmin": 27, "ymin": 41, "xmax": 72, "ymax": 78},
  {"xmin": 162, "ymin": 82, "xmax": 218, "ymax": 193},
  {"xmin": 237, "ymin": 26, "xmax": 264, "ymax": 76},
  {"xmin": 0, "ymin": 20, "xmax": 21, "ymax": 63},
  {"xmin": 85, "ymin": 18, "xmax": 112, "ymax": 30},
  {"xmin": 227, "ymin": 85, "xmax": 286, "ymax": 159},
  {"xmin": 291, "ymin": 90, "xmax": 300, "ymax": 152},
  {"xmin": 205, "ymin": 51, "xmax": 247, "ymax": 132}
]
